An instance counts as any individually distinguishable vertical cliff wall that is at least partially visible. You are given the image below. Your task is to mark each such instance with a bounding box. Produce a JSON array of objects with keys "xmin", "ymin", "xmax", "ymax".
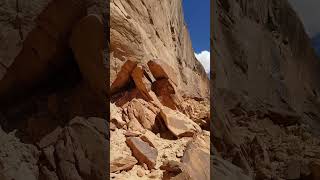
[
  {"xmin": 212, "ymin": 0, "xmax": 320, "ymax": 179},
  {"xmin": 109, "ymin": 0, "xmax": 210, "ymax": 179},
  {"xmin": 0, "ymin": 0, "xmax": 108, "ymax": 179},
  {"xmin": 110, "ymin": 0, "xmax": 209, "ymax": 99}
]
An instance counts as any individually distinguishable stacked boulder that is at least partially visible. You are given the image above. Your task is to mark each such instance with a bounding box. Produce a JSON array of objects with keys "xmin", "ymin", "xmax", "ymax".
[{"xmin": 110, "ymin": 59, "xmax": 210, "ymax": 179}]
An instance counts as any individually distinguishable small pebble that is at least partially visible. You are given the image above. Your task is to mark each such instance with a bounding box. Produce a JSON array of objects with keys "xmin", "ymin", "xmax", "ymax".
[{"xmin": 137, "ymin": 169, "xmax": 144, "ymax": 177}]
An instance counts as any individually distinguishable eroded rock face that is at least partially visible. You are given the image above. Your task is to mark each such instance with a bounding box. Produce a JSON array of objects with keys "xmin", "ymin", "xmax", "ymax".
[
  {"xmin": 0, "ymin": 127, "xmax": 40, "ymax": 180},
  {"xmin": 110, "ymin": 0, "xmax": 209, "ymax": 99},
  {"xmin": 0, "ymin": 0, "xmax": 108, "ymax": 180},
  {"xmin": 109, "ymin": 0, "xmax": 210, "ymax": 179},
  {"xmin": 38, "ymin": 116, "xmax": 109, "ymax": 180},
  {"xmin": 181, "ymin": 133, "xmax": 210, "ymax": 180},
  {"xmin": 126, "ymin": 137, "xmax": 158, "ymax": 170},
  {"xmin": 212, "ymin": 0, "xmax": 320, "ymax": 179},
  {"xmin": 110, "ymin": 156, "xmax": 138, "ymax": 173},
  {"xmin": 160, "ymin": 106, "xmax": 201, "ymax": 138}
]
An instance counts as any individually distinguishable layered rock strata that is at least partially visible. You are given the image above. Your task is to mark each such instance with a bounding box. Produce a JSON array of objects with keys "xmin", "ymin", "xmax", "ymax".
[{"xmin": 212, "ymin": 0, "xmax": 320, "ymax": 179}]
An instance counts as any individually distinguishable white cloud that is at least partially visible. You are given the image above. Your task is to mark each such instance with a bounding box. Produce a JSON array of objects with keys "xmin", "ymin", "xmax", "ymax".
[{"xmin": 195, "ymin": 50, "xmax": 210, "ymax": 73}]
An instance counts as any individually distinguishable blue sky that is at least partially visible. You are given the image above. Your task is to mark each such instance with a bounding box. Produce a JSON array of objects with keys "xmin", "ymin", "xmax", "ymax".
[{"xmin": 183, "ymin": 0, "xmax": 210, "ymax": 73}]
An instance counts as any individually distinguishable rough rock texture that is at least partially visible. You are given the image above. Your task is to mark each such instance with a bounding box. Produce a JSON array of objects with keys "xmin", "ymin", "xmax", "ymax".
[
  {"xmin": 110, "ymin": 0, "xmax": 209, "ymax": 99},
  {"xmin": 212, "ymin": 0, "xmax": 320, "ymax": 179},
  {"xmin": 0, "ymin": 127, "xmax": 40, "ymax": 180},
  {"xmin": 110, "ymin": 0, "xmax": 210, "ymax": 179},
  {"xmin": 0, "ymin": 0, "xmax": 108, "ymax": 179}
]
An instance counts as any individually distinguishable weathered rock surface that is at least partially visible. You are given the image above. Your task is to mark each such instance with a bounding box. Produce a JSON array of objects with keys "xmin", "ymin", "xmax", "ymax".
[
  {"xmin": 110, "ymin": 0, "xmax": 209, "ymax": 99},
  {"xmin": 212, "ymin": 0, "xmax": 320, "ymax": 179},
  {"xmin": 211, "ymin": 156, "xmax": 252, "ymax": 180},
  {"xmin": 110, "ymin": 156, "xmax": 138, "ymax": 173},
  {"xmin": 160, "ymin": 106, "xmax": 201, "ymax": 137},
  {"xmin": 181, "ymin": 133, "xmax": 210, "ymax": 180},
  {"xmin": 109, "ymin": 0, "xmax": 210, "ymax": 179},
  {"xmin": 0, "ymin": 1, "xmax": 108, "ymax": 180},
  {"xmin": 126, "ymin": 137, "xmax": 158, "ymax": 170},
  {"xmin": 147, "ymin": 59, "xmax": 178, "ymax": 86},
  {"xmin": 0, "ymin": 127, "xmax": 40, "ymax": 180}
]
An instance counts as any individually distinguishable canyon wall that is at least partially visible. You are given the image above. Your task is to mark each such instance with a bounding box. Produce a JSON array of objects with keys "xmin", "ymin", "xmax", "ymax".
[
  {"xmin": 110, "ymin": 0, "xmax": 209, "ymax": 99},
  {"xmin": 110, "ymin": 0, "xmax": 210, "ymax": 179},
  {"xmin": 0, "ymin": 0, "xmax": 108, "ymax": 179},
  {"xmin": 212, "ymin": 0, "xmax": 320, "ymax": 179}
]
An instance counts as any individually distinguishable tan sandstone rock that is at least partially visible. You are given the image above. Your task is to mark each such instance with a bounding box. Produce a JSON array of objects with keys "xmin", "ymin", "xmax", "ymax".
[
  {"xmin": 160, "ymin": 106, "xmax": 201, "ymax": 137},
  {"xmin": 110, "ymin": 156, "xmax": 138, "ymax": 173},
  {"xmin": 147, "ymin": 59, "xmax": 178, "ymax": 86},
  {"xmin": 126, "ymin": 137, "xmax": 158, "ymax": 170},
  {"xmin": 131, "ymin": 65, "xmax": 153, "ymax": 101}
]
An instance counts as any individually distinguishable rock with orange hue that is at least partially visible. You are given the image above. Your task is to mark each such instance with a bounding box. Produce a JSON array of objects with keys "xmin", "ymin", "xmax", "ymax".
[
  {"xmin": 180, "ymin": 98, "xmax": 210, "ymax": 129},
  {"xmin": 126, "ymin": 99, "xmax": 159, "ymax": 131},
  {"xmin": 141, "ymin": 130, "xmax": 159, "ymax": 149},
  {"xmin": 131, "ymin": 65, "xmax": 153, "ymax": 101},
  {"xmin": 152, "ymin": 78, "xmax": 182, "ymax": 110},
  {"xmin": 110, "ymin": 156, "xmax": 138, "ymax": 173},
  {"xmin": 113, "ymin": 88, "xmax": 145, "ymax": 107},
  {"xmin": 126, "ymin": 137, "xmax": 158, "ymax": 170},
  {"xmin": 169, "ymin": 133, "xmax": 210, "ymax": 180},
  {"xmin": 110, "ymin": 60, "xmax": 137, "ymax": 94},
  {"xmin": 110, "ymin": 103, "xmax": 126, "ymax": 128},
  {"xmin": 160, "ymin": 106, "xmax": 201, "ymax": 137},
  {"xmin": 147, "ymin": 59, "xmax": 178, "ymax": 86},
  {"xmin": 250, "ymin": 136, "xmax": 270, "ymax": 169}
]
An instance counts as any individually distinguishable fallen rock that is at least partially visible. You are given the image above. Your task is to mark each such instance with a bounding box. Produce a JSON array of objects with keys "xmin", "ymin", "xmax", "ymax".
[
  {"xmin": 141, "ymin": 130, "xmax": 158, "ymax": 149},
  {"xmin": 267, "ymin": 109, "xmax": 301, "ymax": 126},
  {"xmin": 126, "ymin": 99, "xmax": 159, "ymax": 130},
  {"xmin": 0, "ymin": 127, "xmax": 40, "ymax": 180},
  {"xmin": 147, "ymin": 59, "xmax": 178, "ymax": 86},
  {"xmin": 113, "ymin": 88, "xmax": 145, "ymax": 107},
  {"xmin": 37, "ymin": 127, "xmax": 62, "ymax": 148},
  {"xmin": 40, "ymin": 166, "xmax": 59, "ymax": 180},
  {"xmin": 137, "ymin": 169, "xmax": 145, "ymax": 177},
  {"xmin": 181, "ymin": 134, "xmax": 210, "ymax": 180},
  {"xmin": 250, "ymin": 136, "xmax": 270, "ymax": 168},
  {"xmin": 152, "ymin": 78, "xmax": 181, "ymax": 110},
  {"xmin": 160, "ymin": 106, "xmax": 201, "ymax": 137},
  {"xmin": 180, "ymin": 98, "xmax": 210, "ymax": 129},
  {"xmin": 131, "ymin": 65, "xmax": 154, "ymax": 101},
  {"xmin": 126, "ymin": 137, "xmax": 158, "ymax": 169},
  {"xmin": 110, "ymin": 59, "xmax": 137, "ymax": 94},
  {"xmin": 160, "ymin": 160, "xmax": 184, "ymax": 173},
  {"xmin": 58, "ymin": 161, "xmax": 82, "ymax": 180},
  {"xmin": 110, "ymin": 156, "xmax": 138, "ymax": 173},
  {"xmin": 110, "ymin": 103, "xmax": 126, "ymax": 128},
  {"xmin": 211, "ymin": 156, "xmax": 252, "ymax": 180},
  {"xmin": 124, "ymin": 130, "xmax": 142, "ymax": 137},
  {"xmin": 43, "ymin": 146, "xmax": 56, "ymax": 170}
]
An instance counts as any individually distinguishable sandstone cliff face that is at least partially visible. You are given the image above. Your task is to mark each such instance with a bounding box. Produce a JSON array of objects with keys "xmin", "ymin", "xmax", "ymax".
[
  {"xmin": 212, "ymin": 0, "xmax": 320, "ymax": 179},
  {"xmin": 110, "ymin": 0, "xmax": 210, "ymax": 179},
  {"xmin": 0, "ymin": 0, "xmax": 108, "ymax": 179},
  {"xmin": 110, "ymin": 0, "xmax": 209, "ymax": 99}
]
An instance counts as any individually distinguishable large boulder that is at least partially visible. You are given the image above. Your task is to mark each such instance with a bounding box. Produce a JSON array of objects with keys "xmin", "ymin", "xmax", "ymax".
[
  {"xmin": 160, "ymin": 106, "xmax": 201, "ymax": 137},
  {"xmin": 126, "ymin": 137, "xmax": 158, "ymax": 170},
  {"xmin": 0, "ymin": 127, "xmax": 40, "ymax": 180},
  {"xmin": 181, "ymin": 133, "xmax": 210, "ymax": 180}
]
